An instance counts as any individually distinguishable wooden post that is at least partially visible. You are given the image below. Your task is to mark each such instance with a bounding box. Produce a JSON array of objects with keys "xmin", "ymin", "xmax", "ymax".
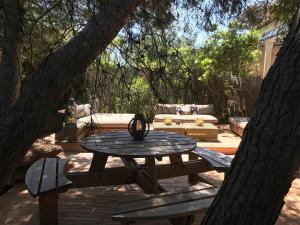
[
  {"xmin": 263, "ymin": 38, "xmax": 274, "ymax": 77},
  {"xmin": 170, "ymin": 215, "xmax": 195, "ymax": 225},
  {"xmin": 145, "ymin": 157, "xmax": 166, "ymax": 193},
  {"xmin": 89, "ymin": 153, "xmax": 108, "ymax": 172},
  {"xmin": 39, "ymin": 191, "xmax": 58, "ymax": 225},
  {"xmin": 145, "ymin": 157, "xmax": 157, "ymax": 185},
  {"xmin": 188, "ymin": 152, "xmax": 200, "ymax": 183}
]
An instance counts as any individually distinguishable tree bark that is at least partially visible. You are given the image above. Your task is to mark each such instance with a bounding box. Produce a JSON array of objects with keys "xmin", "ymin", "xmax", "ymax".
[
  {"xmin": 0, "ymin": 0, "xmax": 139, "ymax": 191},
  {"xmin": 201, "ymin": 10, "xmax": 300, "ymax": 225},
  {"xmin": 0, "ymin": 0, "xmax": 25, "ymax": 115}
]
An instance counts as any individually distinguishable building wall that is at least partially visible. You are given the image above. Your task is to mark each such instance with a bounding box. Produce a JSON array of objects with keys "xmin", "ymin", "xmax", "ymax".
[
  {"xmin": 255, "ymin": 41, "xmax": 282, "ymax": 78},
  {"xmin": 271, "ymin": 44, "xmax": 281, "ymax": 65}
]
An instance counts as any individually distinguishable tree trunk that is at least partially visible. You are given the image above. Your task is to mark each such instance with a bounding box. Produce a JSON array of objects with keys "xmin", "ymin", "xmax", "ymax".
[
  {"xmin": 201, "ymin": 10, "xmax": 300, "ymax": 225},
  {"xmin": 0, "ymin": 0, "xmax": 139, "ymax": 192},
  {"xmin": 0, "ymin": 0, "xmax": 24, "ymax": 115}
]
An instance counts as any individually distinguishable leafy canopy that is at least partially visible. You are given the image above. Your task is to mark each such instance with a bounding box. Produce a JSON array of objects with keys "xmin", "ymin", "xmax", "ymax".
[{"xmin": 199, "ymin": 21, "xmax": 260, "ymax": 82}]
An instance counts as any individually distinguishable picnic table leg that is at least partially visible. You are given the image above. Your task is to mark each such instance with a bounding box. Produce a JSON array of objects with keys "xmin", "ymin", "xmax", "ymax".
[
  {"xmin": 188, "ymin": 152, "xmax": 201, "ymax": 183},
  {"xmin": 171, "ymin": 215, "xmax": 194, "ymax": 225},
  {"xmin": 122, "ymin": 157, "xmax": 165, "ymax": 194},
  {"xmin": 169, "ymin": 154, "xmax": 183, "ymax": 166},
  {"xmin": 169, "ymin": 154, "xmax": 197, "ymax": 181},
  {"xmin": 39, "ymin": 191, "xmax": 58, "ymax": 225},
  {"xmin": 89, "ymin": 153, "xmax": 108, "ymax": 172},
  {"xmin": 145, "ymin": 157, "xmax": 166, "ymax": 193},
  {"xmin": 168, "ymin": 154, "xmax": 196, "ymax": 225}
]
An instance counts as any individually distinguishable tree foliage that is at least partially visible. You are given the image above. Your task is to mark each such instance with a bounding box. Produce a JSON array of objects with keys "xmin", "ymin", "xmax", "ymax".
[
  {"xmin": 199, "ymin": 21, "xmax": 260, "ymax": 116},
  {"xmin": 90, "ymin": 20, "xmax": 260, "ymax": 119},
  {"xmin": 242, "ymin": 0, "xmax": 300, "ymax": 28},
  {"xmin": 5, "ymin": 0, "xmax": 248, "ymax": 115}
]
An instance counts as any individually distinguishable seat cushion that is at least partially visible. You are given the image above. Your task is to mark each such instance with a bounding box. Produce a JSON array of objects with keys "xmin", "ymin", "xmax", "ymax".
[
  {"xmin": 77, "ymin": 113, "xmax": 135, "ymax": 128},
  {"xmin": 155, "ymin": 104, "xmax": 179, "ymax": 114},
  {"xmin": 194, "ymin": 104, "xmax": 214, "ymax": 115},
  {"xmin": 154, "ymin": 114, "xmax": 218, "ymax": 124},
  {"xmin": 176, "ymin": 105, "xmax": 197, "ymax": 115}
]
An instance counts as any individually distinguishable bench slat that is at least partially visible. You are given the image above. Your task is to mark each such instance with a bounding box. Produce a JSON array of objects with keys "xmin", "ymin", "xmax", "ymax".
[
  {"xmin": 192, "ymin": 147, "xmax": 232, "ymax": 170},
  {"xmin": 58, "ymin": 159, "xmax": 73, "ymax": 188},
  {"xmin": 202, "ymin": 148, "xmax": 232, "ymax": 165},
  {"xmin": 26, "ymin": 157, "xmax": 72, "ymax": 197},
  {"xmin": 25, "ymin": 158, "xmax": 45, "ymax": 197},
  {"xmin": 113, "ymin": 196, "xmax": 214, "ymax": 221},
  {"xmin": 120, "ymin": 182, "xmax": 213, "ymax": 204},
  {"xmin": 115, "ymin": 187, "xmax": 218, "ymax": 215},
  {"xmin": 40, "ymin": 158, "xmax": 58, "ymax": 193},
  {"xmin": 199, "ymin": 155, "xmax": 225, "ymax": 169}
]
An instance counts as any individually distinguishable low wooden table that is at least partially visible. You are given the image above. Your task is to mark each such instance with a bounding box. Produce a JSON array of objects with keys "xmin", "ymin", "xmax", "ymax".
[
  {"xmin": 153, "ymin": 122, "xmax": 218, "ymax": 140},
  {"xmin": 153, "ymin": 122, "xmax": 186, "ymax": 135},
  {"xmin": 185, "ymin": 123, "xmax": 218, "ymax": 140}
]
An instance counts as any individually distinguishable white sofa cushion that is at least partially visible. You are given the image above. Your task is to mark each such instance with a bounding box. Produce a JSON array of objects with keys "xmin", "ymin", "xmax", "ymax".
[
  {"xmin": 77, "ymin": 113, "xmax": 135, "ymax": 128},
  {"xmin": 155, "ymin": 104, "xmax": 215, "ymax": 115}
]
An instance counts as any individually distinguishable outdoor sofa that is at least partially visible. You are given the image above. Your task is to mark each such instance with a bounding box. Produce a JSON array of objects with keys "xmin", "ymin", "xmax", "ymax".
[
  {"xmin": 55, "ymin": 104, "xmax": 134, "ymax": 141},
  {"xmin": 153, "ymin": 104, "xmax": 218, "ymax": 124},
  {"xmin": 228, "ymin": 117, "xmax": 249, "ymax": 136}
]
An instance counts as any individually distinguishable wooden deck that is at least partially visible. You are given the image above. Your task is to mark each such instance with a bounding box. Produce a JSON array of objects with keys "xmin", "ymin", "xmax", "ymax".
[{"xmin": 1, "ymin": 153, "xmax": 299, "ymax": 225}]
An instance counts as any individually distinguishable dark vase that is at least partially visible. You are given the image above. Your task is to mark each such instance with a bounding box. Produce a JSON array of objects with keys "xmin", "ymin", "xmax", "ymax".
[{"xmin": 128, "ymin": 114, "xmax": 150, "ymax": 140}]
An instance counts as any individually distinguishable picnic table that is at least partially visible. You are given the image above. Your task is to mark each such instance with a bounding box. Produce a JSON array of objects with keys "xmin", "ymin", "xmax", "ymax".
[
  {"xmin": 25, "ymin": 131, "xmax": 233, "ymax": 225},
  {"xmin": 80, "ymin": 130, "xmax": 196, "ymax": 193}
]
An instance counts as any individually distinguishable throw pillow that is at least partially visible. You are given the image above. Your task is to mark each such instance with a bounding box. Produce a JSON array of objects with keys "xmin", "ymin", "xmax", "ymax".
[
  {"xmin": 76, "ymin": 104, "xmax": 91, "ymax": 118},
  {"xmin": 176, "ymin": 105, "xmax": 194, "ymax": 115}
]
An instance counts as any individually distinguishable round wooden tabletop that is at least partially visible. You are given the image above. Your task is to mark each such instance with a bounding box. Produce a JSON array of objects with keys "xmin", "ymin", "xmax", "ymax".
[{"xmin": 80, "ymin": 131, "xmax": 196, "ymax": 157}]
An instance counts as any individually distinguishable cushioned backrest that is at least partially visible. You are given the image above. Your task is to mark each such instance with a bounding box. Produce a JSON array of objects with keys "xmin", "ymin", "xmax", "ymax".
[
  {"xmin": 195, "ymin": 104, "xmax": 214, "ymax": 115},
  {"xmin": 155, "ymin": 104, "xmax": 180, "ymax": 114},
  {"xmin": 155, "ymin": 104, "xmax": 215, "ymax": 115},
  {"xmin": 76, "ymin": 104, "xmax": 91, "ymax": 118}
]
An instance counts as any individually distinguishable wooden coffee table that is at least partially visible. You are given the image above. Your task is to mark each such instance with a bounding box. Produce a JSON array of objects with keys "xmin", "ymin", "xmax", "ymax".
[
  {"xmin": 153, "ymin": 122, "xmax": 218, "ymax": 140},
  {"xmin": 153, "ymin": 122, "xmax": 186, "ymax": 135},
  {"xmin": 185, "ymin": 123, "xmax": 218, "ymax": 140}
]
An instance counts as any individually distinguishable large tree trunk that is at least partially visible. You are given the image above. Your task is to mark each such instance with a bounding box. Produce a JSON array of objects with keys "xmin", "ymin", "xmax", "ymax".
[
  {"xmin": 0, "ymin": 0, "xmax": 24, "ymax": 115},
  {"xmin": 201, "ymin": 10, "xmax": 300, "ymax": 225},
  {"xmin": 0, "ymin": 0, "xmax": 139, "ymax": 192}
]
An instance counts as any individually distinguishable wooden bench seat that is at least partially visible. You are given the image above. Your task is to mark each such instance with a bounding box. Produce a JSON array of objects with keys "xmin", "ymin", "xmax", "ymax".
[
  {"xmin": 113, "ymin": 182, "xmax": 218, "ymax": 225},
  {"xmin": 191, "ymin": 147, "xmax": 233, "ymax": 173},
  {"xmin": 25, "ymin": 157, "xmax": 72, "ymax": 225}
]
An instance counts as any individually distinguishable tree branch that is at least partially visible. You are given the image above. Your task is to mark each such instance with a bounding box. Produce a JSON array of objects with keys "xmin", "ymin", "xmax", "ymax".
[{"xmin": 0, "ymin": 0, "xmax": 139, "ymax": 191}]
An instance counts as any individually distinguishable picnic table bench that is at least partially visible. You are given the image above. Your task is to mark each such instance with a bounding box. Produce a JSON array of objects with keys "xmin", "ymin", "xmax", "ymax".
[
  {"xmin": 113, "ymin": 147, "xmax": 233, "ymax": 225},
  {"xmin": 191, "ymin": 147, "xmax": 233, "ymax": 173},
  {"xmin": 113, "ymin": 182, "xmax": 218, "ymax": 225},
  {"xmin": 25, "ymin": 157, "xmax": 72, "ymax": 225}
]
